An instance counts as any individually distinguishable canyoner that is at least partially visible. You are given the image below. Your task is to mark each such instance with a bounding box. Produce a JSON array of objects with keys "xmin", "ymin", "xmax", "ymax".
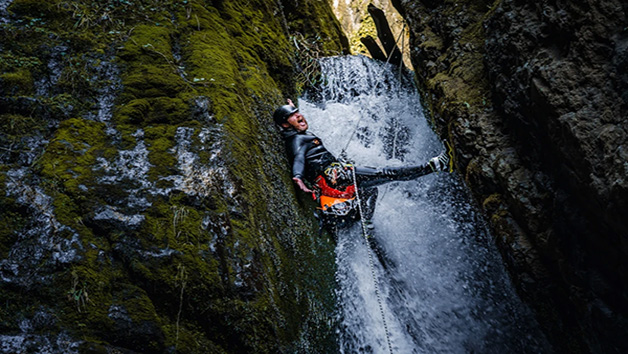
[
  {"xmin": 295, "ymin": 54, "xmax": 551, "ymax": 354},
  {"xmin": 273, "ymin": 99, "xmax": 454, "ymax": 231},
  {"xmin": 275, "ymin": 96, "xmax": 454, "ymax": 353}
]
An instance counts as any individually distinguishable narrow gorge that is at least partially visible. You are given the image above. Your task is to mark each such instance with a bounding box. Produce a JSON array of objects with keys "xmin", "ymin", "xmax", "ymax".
[{"xmin": 1, "ymin": 0, "xmax": 626, "ymax": 353}]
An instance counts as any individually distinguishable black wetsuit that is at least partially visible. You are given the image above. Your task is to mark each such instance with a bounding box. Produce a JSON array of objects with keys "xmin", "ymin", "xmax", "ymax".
[
  {"xmin": 282, "ymin": 129, "xmax": 435, "ymax": 218},
  {"xmin": 282, "ymin": 129, "xmax": 337, "ymax": 183}
]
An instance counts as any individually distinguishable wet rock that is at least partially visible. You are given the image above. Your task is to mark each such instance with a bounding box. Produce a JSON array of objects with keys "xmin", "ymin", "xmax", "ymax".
[
  {"xmin": 393, "ymin": 0, "xmax": 628, "ymax": 351},
  {"xmin": 1, "ymin": 0, "xmax": 344, "ymax": 352}
]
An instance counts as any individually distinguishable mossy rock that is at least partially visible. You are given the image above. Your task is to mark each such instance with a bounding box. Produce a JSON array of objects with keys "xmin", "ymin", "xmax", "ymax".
[
  {"xmin": 39, "ymin": 117, "xmax": 108, "ymax": 195},
  {"xmin": 115, "ymin": 98, "xmax": 151, "ymax": 125},
  {"xmin": 121, "ymin": 65, "xmax": 187, "ymax": 100},
  {"xmin": 143, "ymin": 125, "xmax": 178, "ymax": 180},
  {"xmin": 7, "ymin": 0, "xmax": 63, "ymax": 18},
  {"xmin": 0, "ymin": 199, "xmax": 24, "ymax": 259},
  {"xmin": 145, "ymin": 97, "xmax": 190, "ymax": 125},
  {"xmin": 0, "ymin": 0, "xmax": 346, "ymax": 351},
  {"xmin": 0, "ymin": 69, "xmax": 34, "ymax": 96},
  {"xmin": 0, "ymin": 113, "xmax": 41, "ymax": 138},
  {"xmin": 115, "ymin": 97, "xmax": 190, "ymax": 125},
  {"xmin": 118, "ymin": 24, "xmax": 174, "ymax": 63}
]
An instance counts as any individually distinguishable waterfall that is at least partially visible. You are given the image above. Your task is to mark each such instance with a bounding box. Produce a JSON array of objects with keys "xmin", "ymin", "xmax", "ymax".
[{"xmin": 301, "ymin": 55, "xmax": 551, "ymax": 353}]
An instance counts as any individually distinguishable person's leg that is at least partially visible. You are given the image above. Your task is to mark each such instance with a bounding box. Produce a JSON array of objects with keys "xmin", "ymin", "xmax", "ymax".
[
  {"xmin": 354, "ymin": 164, "xmax": 432, "ymax": 189},
  {"xmin": 354, "ymin": 147, "xmax": 452, "ymax": 189},
  {"xmin": 359, "ymin": 186, "xmax": 378, "ymax": 221}
]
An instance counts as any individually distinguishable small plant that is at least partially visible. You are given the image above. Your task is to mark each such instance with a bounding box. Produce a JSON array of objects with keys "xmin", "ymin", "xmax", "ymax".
[
  {"xmin": 174, "ymin": 263, "xmax": 187, "ymax": 350},
  {"xmin": 291, "ymin": 33, "xmax": 327, "ymax": 96},
  {"xmin": 67, "ymin": 269, "xmax": 91, "ymax": 312},
  {"xmin": 171, "ymin": 205, "xmax": 188, "ymax": 239}
]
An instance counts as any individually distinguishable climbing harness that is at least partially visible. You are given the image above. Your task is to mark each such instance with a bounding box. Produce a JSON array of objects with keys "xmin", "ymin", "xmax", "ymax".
[
  {"xmin": 351, "ymin": 166, "xmax": 394, "ymax": 354},
  {"xmin": 314, "ymin": 162, "xmax": 359, "ymax": 223},
  {"xmin": 318, "ymin": 195, "xmax": 357, "ymax": 217},
  {"xmin": 322, "ymin": 162, "xmax": 354, "ymax": 187}
]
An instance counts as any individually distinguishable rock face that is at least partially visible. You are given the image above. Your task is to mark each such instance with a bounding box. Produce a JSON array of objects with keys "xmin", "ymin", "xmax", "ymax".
[
  {"xmin": 392, "ymin": 0, "xmax": 627, "ymax": 352},
  {"xmin": 0, "ymin": 0, "xmax": 347, "ymax": 352}
]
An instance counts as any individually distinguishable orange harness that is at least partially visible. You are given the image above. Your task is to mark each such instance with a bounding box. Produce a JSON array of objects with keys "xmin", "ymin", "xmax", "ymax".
[
  {"xmin": 314, "ymin": 175, "xmax": 355, "ymax": 198},
  {"xmin": 313, "ymin": 175, "xmax": 357, "ymax": 217}
]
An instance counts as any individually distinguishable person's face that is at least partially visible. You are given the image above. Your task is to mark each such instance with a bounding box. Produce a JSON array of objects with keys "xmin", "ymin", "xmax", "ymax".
[{"xmin": 282, "ymin": 111, "xmax": 308, "ymax": 133}]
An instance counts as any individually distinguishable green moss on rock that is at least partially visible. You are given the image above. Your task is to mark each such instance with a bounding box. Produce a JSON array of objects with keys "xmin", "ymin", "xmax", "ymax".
[
  {"xmin": 144, "ymin": 125, "xmax": 178, "ymax": 181},
  {"xmin": 1, "ymin": 0, "xmax": 345, "ymax": 352},
  {"xmin": 121, "ymin": 65, "xmax": 187, "ymax": 100},
  {"xmin": 115, "ymin": 98, "xmax": 151, "ymax": 125},
  {"xmin": 7, "ymin": 0, "xmax": 63, "ymax": 19},
  {"xmin": 39, "ymin": 118, "xmax": 107, "ymax": 195},
  {"xmin": 0, "ymin": 69, "xmax": 34, "ymax": 96}
]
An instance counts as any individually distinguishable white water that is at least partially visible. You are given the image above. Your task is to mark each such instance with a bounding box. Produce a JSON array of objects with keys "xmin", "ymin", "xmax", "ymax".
[{"xmin": 301, "ymin": 55, "xmax": 551, "ymax": 353}]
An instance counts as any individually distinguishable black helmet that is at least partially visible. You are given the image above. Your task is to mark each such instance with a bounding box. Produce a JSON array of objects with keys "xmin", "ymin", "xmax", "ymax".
[{"xmin": 273, "ymin": 104, "xmax": 298, "ymax": 125}]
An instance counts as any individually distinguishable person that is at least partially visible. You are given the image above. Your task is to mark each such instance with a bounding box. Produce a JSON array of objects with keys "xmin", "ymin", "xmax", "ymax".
[{"xmin": 274, "ymin": 99, "xmax": 452, "ymax": 225}]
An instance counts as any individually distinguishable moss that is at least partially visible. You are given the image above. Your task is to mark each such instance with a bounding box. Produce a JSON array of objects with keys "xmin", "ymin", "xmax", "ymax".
[
  {"xmin": 1, "ymin": 0, "xmax": 344, "ymax": 351},
  {"xmin": 0, "ymin": 198, "xmax": 24, "ymax": 259},
  {"xmin": 118, "ymin": 25, "xmax": 174, "ymax": 63},
  {"xmin": 0, "ymin": 53, "xmax": 41, "ymax": 73},
  {"xmin": 419, "ymin": 28, "xmax": 444, "ymax": 52},
  {"xmin": 115, "ymin": 97, "xmax": 191, "ymax": 125},
  {"xmin": 7, "ymin": 0, "xmax": 63, "ymax": 19},
  {"xmin": 483, "ymin": 193, "xmax": 505, "ymax": 214},
  {"xmin": 121, "ymin": 65, "xmax": 187, "ymax": 100},
  {"xmin": 39, "ymin": 118, "xmax": 108, "ymax": 196},
  {"xmin": 146, "ymin": 97, "xmax": 190, "ymax": 124},
  {"xmin": 144, "ymin": 125, "xmax": 178, "ymax": 181},
  {"xmin": 283, "ymin": 0, "xmax": 349, "ymax": 55},
  {"xmin": 0, "ymin": 113, "xmax": 43, "ymax": 140},
  {"xmin": 0, "ymin": 69, "xmax": 34, "ymax": 95},
  {"xmin": 162, "ymin": 323, "xmax": 227, "ymax": 353},
  {"xmin": 56, "ymin": 55, "xmax": 98, "ymax": 97},
  {"xmin": 353, "ymin": 15, "xmax": 378, "ymax": 55},
  {"xmin": 115, "ymin": 98, "xmax": 151, "ymax": 125}
]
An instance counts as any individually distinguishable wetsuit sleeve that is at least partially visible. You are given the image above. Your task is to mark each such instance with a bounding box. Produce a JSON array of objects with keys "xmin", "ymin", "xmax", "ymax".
[{"xmin": 292, "ymin": 144, "xmax": 307, "ymax": 179}]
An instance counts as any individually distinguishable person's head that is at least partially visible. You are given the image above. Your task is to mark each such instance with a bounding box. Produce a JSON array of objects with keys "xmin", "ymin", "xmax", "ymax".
[{"xmin": 273, "ymin": 104, "xmax": 308, "ymax": 133}]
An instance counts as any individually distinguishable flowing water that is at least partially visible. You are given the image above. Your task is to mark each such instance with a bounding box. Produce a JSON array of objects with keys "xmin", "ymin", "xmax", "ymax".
[{"xmin": 301, "ymin": 55, "xmax": 551, "ymax": 353}]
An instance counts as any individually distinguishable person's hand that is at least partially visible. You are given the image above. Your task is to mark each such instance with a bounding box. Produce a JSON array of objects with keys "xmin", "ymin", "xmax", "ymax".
[
  {"xmin": 287, "ymin": 98, "xmax": 295, "ymax": 108},
  {"xmin": 292, "ymin": 177, "xmax": 313, "ymax": 193}
]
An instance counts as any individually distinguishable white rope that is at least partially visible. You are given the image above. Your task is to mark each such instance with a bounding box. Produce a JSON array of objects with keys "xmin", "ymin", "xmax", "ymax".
[
  {"xmin": 351, "ymin": 167, "xmax": 394, "ymax": 354},
  {"xmin": 386, "ymin": 23, "xmax": 407, "ymax": 67},
  {"xmin": 339, "ymin": 114, "xmax": 363, "ymax": 160}
]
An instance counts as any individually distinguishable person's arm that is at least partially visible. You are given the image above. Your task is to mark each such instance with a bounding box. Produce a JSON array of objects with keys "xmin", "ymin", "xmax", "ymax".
[
  {"xmin": 292, "ymin": 177, "xmax": 312, "ymax": 193},
  {"xmin": 292, "ymin": 143, "xmax": 306, "ymax": 179},
  {"xmin": 291, "ymin": 143, "xmax": 312, "ymax": 192}
]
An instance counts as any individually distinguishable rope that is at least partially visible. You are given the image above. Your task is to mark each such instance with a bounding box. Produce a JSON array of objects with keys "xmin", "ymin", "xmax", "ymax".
[
  {"xmin": 399, "ymin": 23, "xmax": 405, "ymax": 80},
  {"xmin": 340, "ymin": 23, "xmax": 407, "ymax": 160},
  {"xmin": 339, "ymin": 114, "xmax": 363, "ymax": 160},
  {"xmin": 386, "ymin": 23, "xmax": 407, "ymax": 67},
  {"xmin": 351, "ymin": 167, "xmax": 394, "ymax": 354}
]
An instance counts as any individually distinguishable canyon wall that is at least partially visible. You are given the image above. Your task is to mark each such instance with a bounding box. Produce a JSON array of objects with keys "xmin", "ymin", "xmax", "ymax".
[
  {"xmin": 390, "ymin": 0, "xmax": 627, "ymax": 352},
  {"xmin": 0, "ymin": 0, "xmax": 347, "ymax": 352}
]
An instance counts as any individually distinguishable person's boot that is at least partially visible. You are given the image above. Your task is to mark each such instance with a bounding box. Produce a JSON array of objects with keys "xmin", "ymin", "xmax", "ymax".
[{"xmin": 429, "ymin": 141, "xmax": 454, "ymax": 172}]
